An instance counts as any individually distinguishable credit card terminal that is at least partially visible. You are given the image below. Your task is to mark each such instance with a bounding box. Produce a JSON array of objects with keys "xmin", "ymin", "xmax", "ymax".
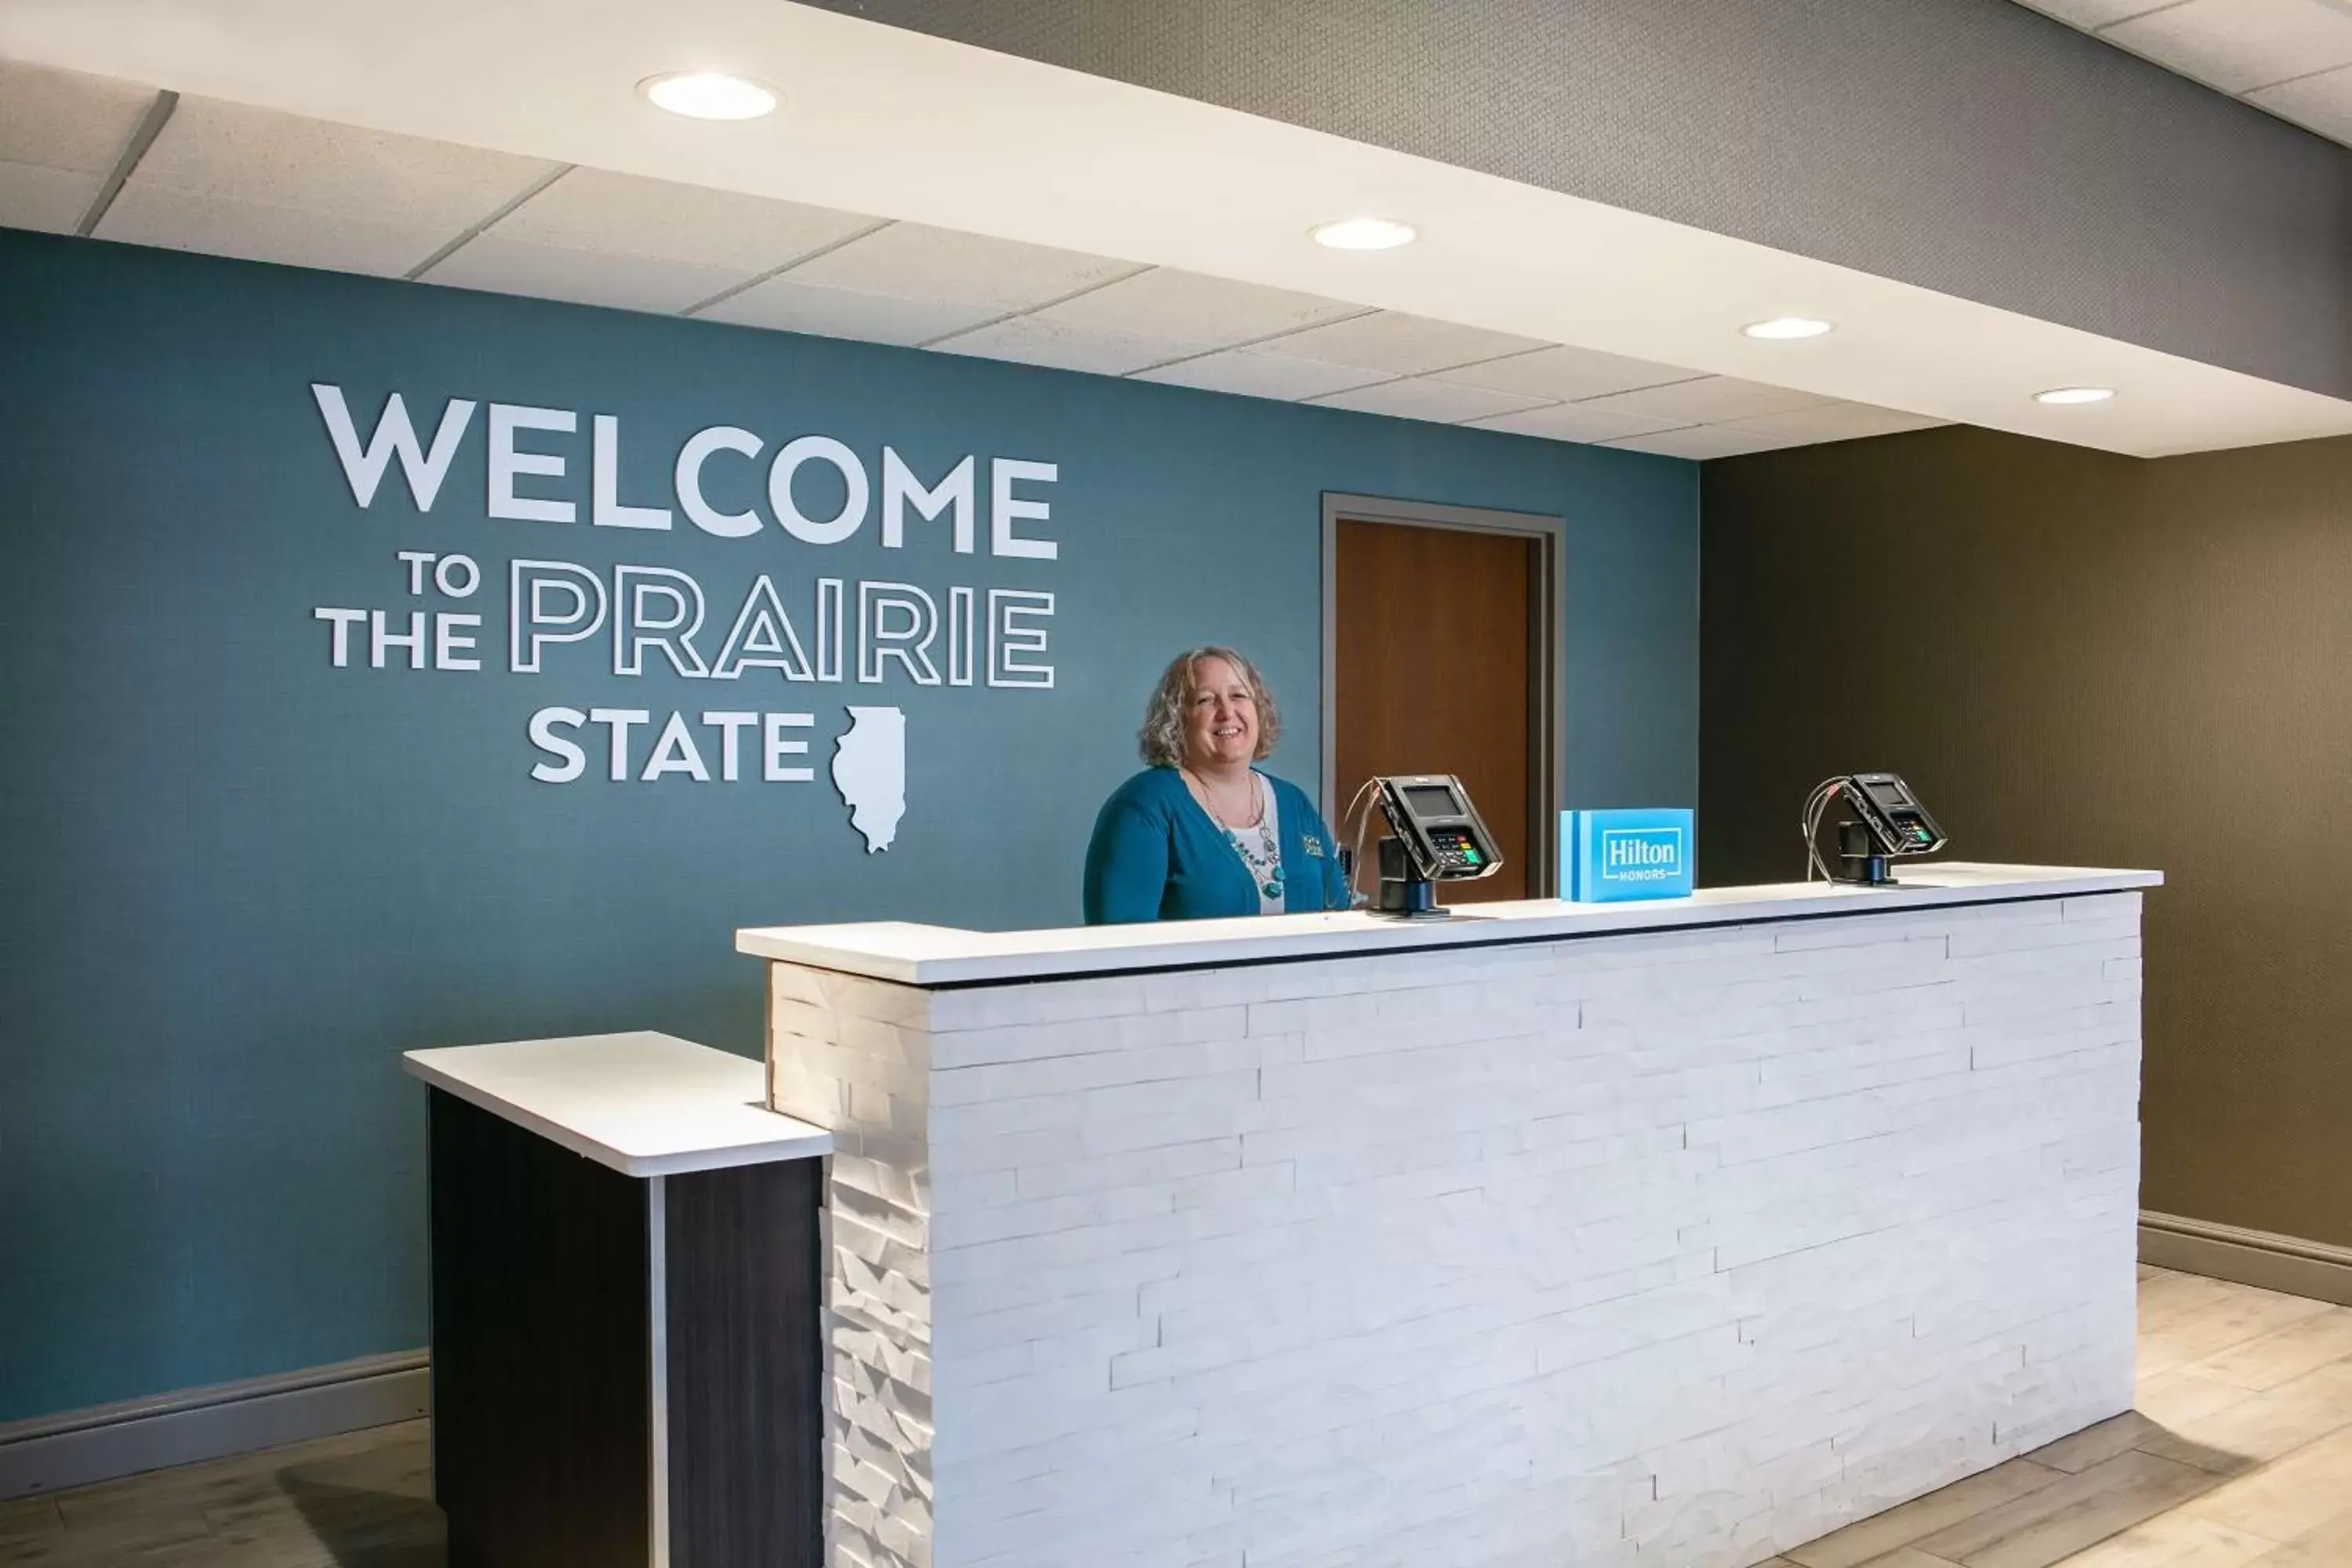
[
  {"xmin": 1801, "ymin": 771, "xmax": 1949, "ymax": 887},
  {"xmin": 1374, "ymin": 775, "xmax": 1505, "ymax": 886},
  {"xmin": 1842, "ymin": 772, "xmax": 1947, "ymax": 857}
]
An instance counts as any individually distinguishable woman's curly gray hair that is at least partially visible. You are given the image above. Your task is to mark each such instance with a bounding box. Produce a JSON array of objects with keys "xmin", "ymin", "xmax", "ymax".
[{"xmin": 1138, "ymin": 646, "xmax": 1281, "ymax": 768}]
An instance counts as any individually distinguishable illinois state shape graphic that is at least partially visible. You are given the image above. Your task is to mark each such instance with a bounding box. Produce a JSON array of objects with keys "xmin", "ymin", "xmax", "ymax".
[{"xmin": 832, "ymin": 706, "xmax": 907, "ymax": 853}]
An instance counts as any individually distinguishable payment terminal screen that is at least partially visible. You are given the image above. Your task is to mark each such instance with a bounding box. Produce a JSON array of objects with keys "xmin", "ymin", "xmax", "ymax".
[{"xmin": 1403, "ymin": 784, "xmax": 1461, "ymax": 818}]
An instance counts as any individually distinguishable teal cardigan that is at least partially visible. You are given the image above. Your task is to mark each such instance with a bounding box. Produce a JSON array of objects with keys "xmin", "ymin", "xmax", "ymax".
[{"xmin": 1083, "ymin": 767, "xmax": 1350, "ymax": 924}]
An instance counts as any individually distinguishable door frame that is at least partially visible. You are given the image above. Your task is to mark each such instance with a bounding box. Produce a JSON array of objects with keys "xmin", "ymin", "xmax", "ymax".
[{"xmin": 1319, "ymin": 492, "xmax": 1567, "ymax": 898}]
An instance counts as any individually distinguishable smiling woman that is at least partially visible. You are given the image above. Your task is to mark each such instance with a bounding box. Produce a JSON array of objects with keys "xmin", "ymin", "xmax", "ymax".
[{"xmin": 1082, "ymin": 646, "xmax": 1350, "ymax": 923}]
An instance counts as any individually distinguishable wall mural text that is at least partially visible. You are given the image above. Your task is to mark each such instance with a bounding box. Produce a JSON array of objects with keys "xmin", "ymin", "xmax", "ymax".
[{"xmin": 306, "ymin": 385, "xmax": 1062, "ymax": 851}]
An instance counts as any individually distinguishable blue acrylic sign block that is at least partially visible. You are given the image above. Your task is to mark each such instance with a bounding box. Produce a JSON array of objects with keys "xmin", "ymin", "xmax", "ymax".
[{"xmin": 1562, "ymin": 808, "xmax": 1696, "ymax": 902}]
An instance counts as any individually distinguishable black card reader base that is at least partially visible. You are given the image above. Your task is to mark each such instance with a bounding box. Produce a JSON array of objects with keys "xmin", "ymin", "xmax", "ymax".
[
  {"xmin": 1374, "ymin": 837, "xmax": 1454, "ymax": 918},
  {"xmin": 1832, "ymin": 820, "xmax": 1900, "ymax": 887}
]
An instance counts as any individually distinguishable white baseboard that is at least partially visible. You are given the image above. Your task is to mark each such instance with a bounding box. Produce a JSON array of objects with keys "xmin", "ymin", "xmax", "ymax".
[
  {"xmin": 2140, "ymin": 1209, "xmax": 2352, "ymax": 1308},
  {"xmin": 0, "ymin": 1350, "xmax": 427, "ymax": 1500}
]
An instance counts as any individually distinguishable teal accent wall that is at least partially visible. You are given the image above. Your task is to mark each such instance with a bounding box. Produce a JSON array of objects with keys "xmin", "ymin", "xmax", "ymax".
[{"xmin": 0, "ymin": 227, "xmax": 1697, "ymax": 1421}]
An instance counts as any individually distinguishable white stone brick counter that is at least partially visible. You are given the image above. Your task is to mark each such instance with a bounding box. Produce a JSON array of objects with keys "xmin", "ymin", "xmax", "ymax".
[{"xmin": 741, "ymin": 862, "xmax": 2159, "ymax": 1568}]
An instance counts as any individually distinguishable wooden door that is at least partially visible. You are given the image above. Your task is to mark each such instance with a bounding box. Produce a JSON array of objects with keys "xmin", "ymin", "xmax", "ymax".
[{"xmin": 1333, "ymin": 519, "xmax": 1542, "ymax": 902}]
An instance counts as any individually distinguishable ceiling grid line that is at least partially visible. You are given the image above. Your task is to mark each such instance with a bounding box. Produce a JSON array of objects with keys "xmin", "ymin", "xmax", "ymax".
[
  {"xmin": 1597, "ymin": 424, "xmax": 1704, "ymax": 447},
  {"xmin": 680, "ymin": 214, "xmax": 899, "ymax": 317},
  {"xmin": 2099, "ymin": 0, "xmax": 2194, "ymax": 24},
  {"xmin": 1452, "ymin": 348, "xmax": 1713, "ymax": 400},
  {"xmin": 1130, "ymin": 317, "xmax": 1531, "ymax": 387},
  {"xmin": 407, "ymin": 162, "xmax": 579, "ymax": 281},
  {"xmin": 911, "ymin": 260, "xmax": 1160, "ymax": 348},
  {"xmin": 2241, "ymin": 60, "xmax": 2352, "ymax": 93},
  {"xmin": 1563, "ymin": 374, "xmax": 1714, "ymax": 403},
  {"xmin": 72, "ymin": 89, "xmax": 174, "ymax": 238},
  {"xmin": 1120, "ymin": 303, "xmax": 1388, "ymax": 377}
]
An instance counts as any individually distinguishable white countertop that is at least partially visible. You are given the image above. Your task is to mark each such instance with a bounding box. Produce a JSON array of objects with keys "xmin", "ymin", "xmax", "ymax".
[
  {"xmin": 402, "ymin": 1030, "xmax": 831, "ymax": 1177},
  {"xmin": 736, "ymin": 862, "xmax": 2160, "ymax": 987}
]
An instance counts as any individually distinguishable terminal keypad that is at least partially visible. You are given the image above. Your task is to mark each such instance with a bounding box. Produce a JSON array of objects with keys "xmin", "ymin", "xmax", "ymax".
[{"xmin": 1428, "ymin": 826, "xmax": 1484, "ymax": 873}]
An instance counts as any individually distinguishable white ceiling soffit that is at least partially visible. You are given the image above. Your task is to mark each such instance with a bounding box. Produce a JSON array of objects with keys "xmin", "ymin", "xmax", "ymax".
[
  {"xmin": 2016, "ymin": 0, "xmax": 2352, "ymax": 146},
  {"xmin": 2, "ymin": 1, "xmax": 2347, "ymax": 458},
  {"xmin": 0, "ymin": 49, "xmax": 150, "ymax": 230},
  {"xmin": 0, "ymin": 62, "xmax": 1941, "ymax": 460}
]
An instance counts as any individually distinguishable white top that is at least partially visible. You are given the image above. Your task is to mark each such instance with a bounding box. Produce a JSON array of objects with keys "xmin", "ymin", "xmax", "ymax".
[
  {"xmin": 402, "ymin": 1030, "xmax": 832, "ymax": 1178},
  {"xmin": 737, "ymin": 861, "xmax": 2160, "ymax": 988},
  {"xmin": 1210, "ymin": 772, "xmax": 1283, "ymax": 915}
]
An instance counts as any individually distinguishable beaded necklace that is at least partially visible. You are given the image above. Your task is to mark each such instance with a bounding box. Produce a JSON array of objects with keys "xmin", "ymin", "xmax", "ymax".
[{"xmin": 1187, "ymin": 768, "xmax": 1284, "ymax": 907}]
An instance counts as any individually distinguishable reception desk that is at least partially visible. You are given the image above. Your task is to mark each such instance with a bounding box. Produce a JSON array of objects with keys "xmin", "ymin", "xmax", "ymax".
[
  {"xmin": 404, "ymin": 1033, "xmax": 833, "ymax": 1568},
  {"xmin": 738, "ymin": 862, "xmax": 2158, "ymax": 1568}
]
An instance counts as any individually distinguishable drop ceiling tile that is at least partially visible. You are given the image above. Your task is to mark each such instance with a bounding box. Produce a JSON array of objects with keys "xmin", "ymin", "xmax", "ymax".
[
  {"xmin": 0, "ymin": 60, "xmax": 158, "ymax": 174},
  {"xmin": 2248, "ymin": 62, "xmax": 2352, "ymax": 140},
  {"xmin": 2012, "ymin": 0, "xmax": 2180, "ymax": 28},
  {"xmin": 93, "ymin": 184, "xmax": 453, "ymax": 276},
  {"xmin": 1724, "ymin": 401, "xmax": 1951, "ymax": 445},
  {"xmin": 1599, "ymin": 425, "xmax": 1791, "ymax": 460},
  {"xmin": 0, "ymin": 162, "xmax": 100, "ymax": 234},
  {"xmin": 129, "ymin": 96, "xmax": 559, "ymax": 230},
  {"xmin": 697, "ymin": 277, "xmax": 998, "ymax": 345},
  {"xmin": 1463, "ymin": 401, "xmax": 1696, "ymax": 444},
  {"xmin": 782, "ymin": 222, "xmax": 1141, "ymax": 314},
  {"xmin": 2103, "ymin": 0, "xmax": 2352, "ymax": 94},
  {"xmin": 929, "ymin": 314, "xmax": 1192, "ymax": 376},
  {"xmin": 1248, "ymin": 311, "xmax": 1549, "ymax": 376},
  {"xmin": 489, "ymin": 169, "xmax": 879, "ymax": 273},
  {"xmin": 1577, "ymin": 374, "xmax": 1835, "ymax": 423},
  {"xmin": 1132, "ymin": 349, "xmax": 1393, "ymax": 401},
  {"xmin": 1305, "ymin": 377, "xmax": 1554, "ymax": 423},
  {"xmin": 422, "ymin": 234, "xmax": 750, "ymax": 314},
  {"xmin": 1037, "ymin": 268, "xmax": 1363, "ymax": 350},
  {"xmin": 1431, "ymin": 343, "xmax": 1704, "ymax": 401}
]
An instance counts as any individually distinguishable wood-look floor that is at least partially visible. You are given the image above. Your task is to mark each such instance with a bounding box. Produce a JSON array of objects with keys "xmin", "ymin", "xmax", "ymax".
[
  {"xmin": 5, "ymin": 1267, "xmax": 2349, "ymax": 1567},
  {"xmin": 0, "ymin": 1420, "xmax": 437, "ymax": 1567},
  {"xmin": 1771, "ymin": 1265, "xmax": 2352, "ymax": 1568}
]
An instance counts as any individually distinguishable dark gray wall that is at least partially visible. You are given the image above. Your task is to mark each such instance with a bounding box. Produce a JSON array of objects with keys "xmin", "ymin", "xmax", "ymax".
[
  {"xmin": 804, "ymin": 0, "xmax": 2352, "ymax": 400},
  {"xmin": 1700, "ymin": 424, "xmax": 2352, "ymax": 1253},
  {"xmin": 0, "ymin": 227, "xmax": 1697, "ymax": 1422}
]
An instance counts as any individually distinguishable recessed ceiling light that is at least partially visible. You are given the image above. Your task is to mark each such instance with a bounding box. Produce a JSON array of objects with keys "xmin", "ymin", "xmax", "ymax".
[
  {"xmin": 2034, "ymin": 387, "xmax": 2116, "ymax": 405},
  {"xmin": 1312, "ymin": 217, "xmax": 1417, "ymax": 251},
  {"xmin": 640, "ymin": 71, "xmax": 778, "ymax": 122},
  {"xmin": 1742, "ymin": 317, "xmax": 1834, "ymax": 340}
]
